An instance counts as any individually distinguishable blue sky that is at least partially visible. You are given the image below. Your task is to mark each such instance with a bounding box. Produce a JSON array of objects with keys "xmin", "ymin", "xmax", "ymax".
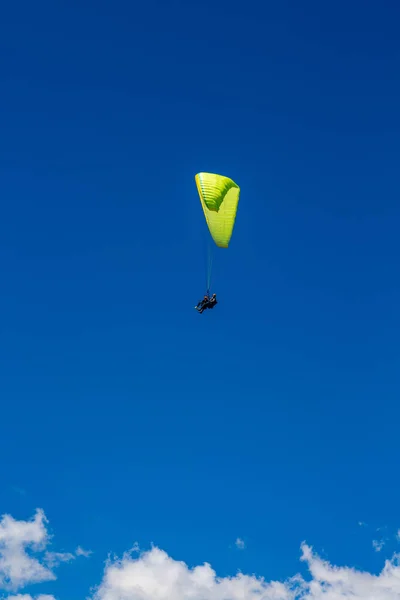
[{"xmin": 1, "ymin": 1, "xmax": 400, "ymax": 598}]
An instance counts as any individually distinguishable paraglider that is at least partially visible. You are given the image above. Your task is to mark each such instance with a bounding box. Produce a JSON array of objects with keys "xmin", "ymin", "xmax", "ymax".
[
  {"xmin": 194, "ymin": 172, "xmax": 240, "ymax": 312},
  {"xmin": 195, "ymin": 293, "xmax": 218, "ymax": 313}
]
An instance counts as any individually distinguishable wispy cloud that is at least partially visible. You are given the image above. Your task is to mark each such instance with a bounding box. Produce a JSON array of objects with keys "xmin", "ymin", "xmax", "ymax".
[
  {"xmin": 44, "ymin": 552, "xmax": 75, "ymax": 568},
  {"xmin": 7, "ymin": 595, "xmax": 56, "ymax": 600},
  {"xmin": 10, "ymin": 487, "xmax": 26, "ymax": 497},
  {"xmin": 76, "ymin": 546, "xmax": 93, "ymax": 558},
  {"xmin": 372, "ymin": 539, "xmax": 385, "ymax": 552},
  {"xmin": 235, "ymin": 537, "xmax": 246, "ymax": 550}
]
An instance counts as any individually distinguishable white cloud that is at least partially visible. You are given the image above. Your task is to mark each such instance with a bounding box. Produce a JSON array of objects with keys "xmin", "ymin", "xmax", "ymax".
[
  {"xmin": 3, "ymin": 509, "xmax": 400, "ymax": 600},
  {"xmin": 44, "ymin": 552, "xmax": 75, "ymax": 568},
  {"xmin": 235, "ymin": 538, "xmax": 245, "ymax": 550},
  {"xmin": 0, "ymin": 509, "xmax": 55, "ymax": 591},
  {"xmin": 299, "ymin": 542, "xmax": 400, "ymax": 599},
  {"xmin": 0, "ymin": 509, "xmax": 82, "ymax": 593},
  {"xmin": 76, "ymin": 546, "xmax": 93, "ymax": 558},
  {"xmin": 92, "ymin": 545, "xmax": 295, "ymax": 600},
  {"xmin": 6, "ymin": 595, "xmax": 56, "ymax": 600},
  {"xmin": 92, "ymin": 541, "xmax": 400, "ymax": 600},
  {"xmin": 373, "ymin": 540, "xmax": 385, "ymax": 552}
]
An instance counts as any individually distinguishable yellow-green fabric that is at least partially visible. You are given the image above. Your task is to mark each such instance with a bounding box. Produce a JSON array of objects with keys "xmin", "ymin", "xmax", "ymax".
[{"xmin": 195, "ymin": 172, "xmax": 240, "ymax": 248}]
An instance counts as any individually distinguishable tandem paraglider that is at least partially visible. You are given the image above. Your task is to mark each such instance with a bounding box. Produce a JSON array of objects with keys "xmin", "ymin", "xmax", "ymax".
[
  {"xmin": 195, "ymin": 293, "xmax": 218, "ymax": 313},
  {"xmin": 194, "ymin": 172, "xmax": 240, "ymax": 314}
]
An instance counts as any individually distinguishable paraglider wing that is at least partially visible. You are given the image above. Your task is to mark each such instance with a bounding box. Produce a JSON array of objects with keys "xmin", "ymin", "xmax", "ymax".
[{"xmin": 195, "ymin": 172, "xmax": 240, "ymax": 248}]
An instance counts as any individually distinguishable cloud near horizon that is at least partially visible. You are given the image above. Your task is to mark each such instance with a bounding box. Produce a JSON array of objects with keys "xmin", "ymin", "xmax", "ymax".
[
  {"xmin": 1, "ymin": 509, "xmax": 400, "ymax": 599},
  {"xmin": 0, "ymin": 509, "xmax": 90, "ymax": 596},
  {"xmin": 0, "ymin": 509, "xmax": 55, "ymax": 591},
  {"xmin": 92, "ymin": 541, "xmax": 400, "ymax": 600}
]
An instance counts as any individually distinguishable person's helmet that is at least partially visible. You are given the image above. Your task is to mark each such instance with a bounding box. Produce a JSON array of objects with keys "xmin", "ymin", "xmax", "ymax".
[{"xmin": 212, "ymin": 293, "xmax": 216, "ymax": 297}]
